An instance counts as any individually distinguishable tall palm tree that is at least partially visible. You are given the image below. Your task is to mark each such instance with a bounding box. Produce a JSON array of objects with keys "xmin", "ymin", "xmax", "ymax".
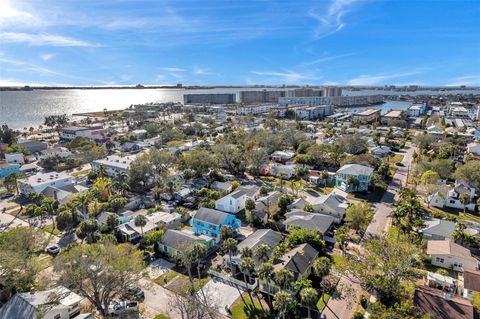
[
  {"xmin": 193, "ymin": 243, "xmax": 206, "ymax": 280},
  {"xmin": 239, "ymin": 257, "xmax": 255, "ymax": 301},
  {"xmin": 240, "ymin": 246, "xmax": 253, "ymax": 259},
  {"xmin": 312, "ymin": 257, "xmax": 332, "ymax": 279},
  {"xmin": 41, "ymin": 197, "xmax": 58, "ymax": 231},
  {"xmin": 273, "ymin": 290, "xmax": 295, "ymax": 319},
  {"xmin": 275, "ymin": 269, "xmax": 293, "ymax": 291},
  {"xmin": 258, "ymin": 262, "xmax": 274, "ymax": 307},
  {"xmin": 71, "ymin": 192, "xmax": 92, "ymax": 218},
  {"xmin": 222, "ymin": 238, "xmax": 237, "ymax": 275},
  {"xmin": 93, "ymin": 177, "xmax": 112, "ymax": 202},
  {"xmin": 134, "ymin": 215, "xmax": 147, "ymax": 237},
  {"xmin": 254, "ymin": 244, "xmax": 270, "ymax": 263},
  {"xmin": 459, "ymin": 193, "xmax": 471, "ymax": 214},
  {"xmin": 300, "ymin": 287, "xmax": 318, "ymax": 319}
]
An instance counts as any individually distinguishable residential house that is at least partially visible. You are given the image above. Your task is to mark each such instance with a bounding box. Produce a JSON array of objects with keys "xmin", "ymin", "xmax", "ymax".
[
  {"xmin": 461, "ymin": 269, "xmax": 480, "ymax": 301},
  {"xmin": 0, "ymin": 286, "xmax": 86, "ymax": 319},
  {"xmin": 210, "ymin": 181, "xmax": 233, "ymax": 194},
  {"xmin": 283, "ymin": 210, "xmax": 335, "ymax": 236},
  {"xmin": 308, "ymin": 170, "xmax": 335, "ymax": 186},
  {"xmin": 381, "ymin": 110, "xmax": 406, "ymax": 125},
  {"xmin": 17, "ymin": 171, "xmax": 75, "ymax": 196},
  {"xmin": 158, "ymin": 229, "xmax": 215, "ymax": 259},
  {"xmin": 288, "ymin": 198, "xmax": 309, "ymax": 210},
  {"xmin": 253, "ymin": 191, "xmax": 281, "ymax": 223},
  {"xmin": 466, "ymin": 143, "xmax": 480, "ymax": 156},
  {"xmin": 427, "ymin": 125, "xmax": 443, "ymax": 134},
  {"xmin": 408, "ymin": 103, "xmax": 427, "ymax": 117},
  {"xmin": 270, "ymin": 163, "xmax": 297, "ymax": 179},
  {"xmin": 17, "ymin": 139, "xmax": 48, "ymax": 154},
  {"xmin": 0, "ymin": 162, "xmax": 20, "ymax": 178},
  {"xmin": 230, "ymin": 229, "xmax": 283, "ymax": 268},
  {"xmin": 429, "ymin": 180, "xmax": 476, "ymax": 212},
  {"xmin": 414, "ymin": 286, "xmax": 474, "ymax": 319},
  {"xmin": 41, "ymin": 184, "xmax": 89, "ymax": 205},
  {"xmin": 91, "ymin": 155, "xmax": 136, "ymax": 178},
  {"xmin": 352, "ymin": 109, "xmax": 381, "ymax": 123},
  {"xmin": 117, "ymin": 218, "xmax": 158, "ymax": 242},
  {"xmin": 427, "ymin": 239, "xmax": 478, "ymax": 271},
  {"xmin": 426, "ymin": 271, "xmax": 457, "ymax": 292},
  {"xmin": 260, "ymin": 243, "xmax": 318, "ymax": 295},
  {"xmin": 270, "ymin": 150, "xmax": 295, "ymax": 163},
  {"xmin": 419, "ymin": 217, "xmax": 456, "ymax": 240},
  {"xmin": 5, "ymin": 152, "xmax": 25, "ymax": 164},
  {"xmin": 215, "ymin": 185, "xmax": 260, "ymax": 214},
  {"xmin": 335, "ymin": 164, "xmax": 374, "ymax": 193},
  {"xmin": 370, "ymin": 145, "xmax": 391, "ymax": 158},
  {"xmin": 190, "ymin": 207, "xmax": 241, "ymax": 242},
  {"xmin": 37, "ymin": 148, "xmax": 73, "ymax": 161},
  {"xmin": 309, "ymin": 192, "xmax": 349, "ymax": 223},
  {"xmin": 146, "ymin": 211, "xmax": 183, "ymax": 229}
]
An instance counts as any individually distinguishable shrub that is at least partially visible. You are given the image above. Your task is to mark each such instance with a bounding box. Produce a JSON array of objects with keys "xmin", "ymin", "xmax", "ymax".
[{"xmin": 353, "ymin": 311, "xmax": 364, "ymax": 319}]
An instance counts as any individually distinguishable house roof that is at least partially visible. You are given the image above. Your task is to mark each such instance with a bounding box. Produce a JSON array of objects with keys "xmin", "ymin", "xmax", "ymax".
[
  {"xmin": 336, "ymin": 164, "xmax": 373, "ymax": 176},
  {"xmin": 161, "ymin": 229, "xmax": 203, "ymax": 250},
  {"xmin": 237, "ymin": 229, "xmax": 282, "ymax": 254},
  {"xmin": 420, "ymin": 218, "xmax": 456, "ymax": 239},
  {"xmin": 464, "ymin": 269, "xmax": 480, "ymax": 292},
  {"xmin": 273, "ymin": 243, "xmax": 318, "ymax": 275},
  {"xmin": 310, "ymin": 192, "xmax": 348, "ymax": 213},
  {"xmin": 0, "ymin": 286, "xmax": 83, "ymax": 319},
  {"xmin": 194, "ymin": 207, "xmax": 231, "ymax": 225},
  {"xmin": 414, "ymin": 286, "xmax": 474, "ymax": 319},
  {"xmin": 426, "ymin": 239, "xmax": 478, "ymax": 264},
  {"xmin": 284, "ymin": 210, "xmax": 335, "ymax": 234},
  {"xmin": 211, "ymin": 181, "xmax": 232, "ymax": 192}
]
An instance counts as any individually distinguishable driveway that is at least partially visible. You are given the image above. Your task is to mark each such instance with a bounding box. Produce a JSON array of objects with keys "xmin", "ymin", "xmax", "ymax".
[
  {"xmin": 198, "ymin": 279, "xmax": 242, "ymax": 315},
  {"xmin": 146, "ymin": 257, "xmax": 175, "ymax": 279},
  {"xmin": 320, "ymin": 276, "xmax": 360, "ymax": 319},
  {"xmin": 0, "ymin": 210, "xmax": 28, "ymax": 231}
]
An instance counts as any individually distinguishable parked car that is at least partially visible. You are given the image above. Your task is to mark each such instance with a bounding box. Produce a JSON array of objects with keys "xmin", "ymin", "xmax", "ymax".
[
  {"xmin": 107, "ymin": 301, "xmax": 139, "ymax": 316},
  {"xmin": 0, "ymin": 193, "xmax": 14, "ymax": 199},
  {"xmin": 46, "ymin": 245, "xmax": 60, "ymax": 256},
  {"xmin": 123, "ymin": 287, "xmax": 145, "ymax": 301},
  {"xmin": 395, "ymin": 162, "xmax": 405, "ymax": 167}
]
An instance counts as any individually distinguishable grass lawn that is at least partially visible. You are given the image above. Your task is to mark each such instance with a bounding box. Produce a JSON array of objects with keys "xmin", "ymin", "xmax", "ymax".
[
  {"xmin": 40, "ymin": 224, "xmax": 61, "ymax": 236},
  {"xmin": 230, "ymin": 293, "xmax": 271, "ymax": 319},
  {"xmin": 426, "ymin": 205, "xmax": 480, "ymax": 224},
  {"xmin": 153, "ymin": 269, "xmax": 182, "ymax": 286},
  {"xmin": 164, "ymin": 273, "xmax": 211, "ymax": 296},
  {"xmin": 153, "ymin": 315, "xmax": 171, "ymax": 319},
  {"xmin": 36, "ymin": 254, "xmax": 53, "ymax": 271},
  {"xmin": 331, "ymin": 254, "xmax": 348, "ymax": 270},
  {"xmin": 387, "ymin": 154, "xmax": 404, "ymax": 163},
  {"xmin": 316, "ymin": 293, "xmax": 331, "ymax": 311},
  {"xmin": 179, "ymin": 224, "xmax": 192, "ymax": 231},
  {"xmin": 71, "ymin": 169, "xmax": 91, "ymax": 177}
]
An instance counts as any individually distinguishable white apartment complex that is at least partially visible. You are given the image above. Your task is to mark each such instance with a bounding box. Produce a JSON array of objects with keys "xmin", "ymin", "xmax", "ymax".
[
  {"xmin": 18, "ymin": 171, "xmax": 74, "ymax": 195},
  {"xmin": 91, "ymin": 155, "xmax": 136, "ymax": 177}
]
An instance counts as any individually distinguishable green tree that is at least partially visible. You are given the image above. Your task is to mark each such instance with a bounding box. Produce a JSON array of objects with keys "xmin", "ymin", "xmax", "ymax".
[
  {"xmin": 134, "ymin": 215, "xmax": 147, "ymax": 237},
  {"xmin": 76, "ymin": 220, "xmax": 99, "ymax": 243},
  {"xmin": 334, "ymin": 225, "xmax": 349, "ymax": 254},
  {"xmin": 273, "ymin": 290, "xmax": 296, "ymax": 319},
  {"xmin": 300, "ymin": 287, "xmax": 318, "ymax": 319},
  {"xmin": 4, "ymin": 172, "xmax": 25, "ymax": 194},
  {"xmin": 258, "ymin": 262, "xmax": 274, "ymax": 306},
  {"xmin": 312, "ymin": 256, "xmax": 331, "ymax": 278},
  {"xmin": 286, "ymin": 227, "xmax": 325, "ymax": 252},
  {"xmin": 54, "ymin": 241, "xmax": 145, "ymax": 319},
  {"xmin": 222, "ymin": 238, "xmax": 237, "ymax": 275},
  {"xmin": 240, "ymin": 246, "xmax": 253, "ymax": 258},
  {"xmin": 390, "ymin": 188, "xmax": 425, "ymax": 234},
  {"xmin": 459, "ymin": 193, "xmax": 471, "ymax": 214},
  {"xmin": 254, "ymin": 244, "xmax": 270, "ymax": 263},
  {"xmin": 274, "ymin": 269, "xmax": 293, "ymax": 290},
  {"xmin": 344, "ymin": 203, "xmax": 373, "ymax": 235}
]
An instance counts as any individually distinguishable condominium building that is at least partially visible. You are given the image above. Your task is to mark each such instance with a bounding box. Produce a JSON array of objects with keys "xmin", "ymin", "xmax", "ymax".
[
  {"xmin": 183, "ymin": 93, "xmax": 235, "ymax": 105},
  {"xmin": 59, "ymin": 125, "xmax": 108, "ymax": 142},
  {"xmin": 91, "ymin": 155, "xmax": 136, "ymax": 177},
  {"xmin": 239, "ymin": 90, "xmax": 286, "ymax": 104},
  {"xmin": 17, "ymin": 171, "xmax": 74, "ymax": 195},
  {"xmin": 352, "ymin": 109, "xmax": 381, "ymax": 123}
]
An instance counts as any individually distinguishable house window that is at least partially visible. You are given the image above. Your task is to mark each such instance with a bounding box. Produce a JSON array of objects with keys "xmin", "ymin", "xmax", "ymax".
[
  {"xmin": 454, "ymin": 262, "xmax": 463, "ymax": 268},
  {"xmin": 435, "ymin": 257, "xmax": 444, "ymax": 263}
]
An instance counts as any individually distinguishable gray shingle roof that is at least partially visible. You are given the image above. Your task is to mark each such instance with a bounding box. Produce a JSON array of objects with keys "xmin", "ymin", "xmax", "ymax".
[
  {"xmin": 284, "ymin": 211, "xmax": 335, "ymax": 234},
  {"xmin": 194, "ymin": 207, "xmax": 230, "ymax": 225},
  {"xmin": 237, "ymin": 229, "xmax": 282, "ymax": 253},
  {"xmin": 276, "ymin": 243, "xmax": 318, "ymax": 275},
  {"xmin": 161, "ymin": 229, "xmax": 198, "ymax": 250},
  {"xmin": 336, "ymin": 164, "xmax": 374, "ymax": 176},
  {"xmin": 420, "ymin": 218, "xmax": 456, "ymax": 238}
]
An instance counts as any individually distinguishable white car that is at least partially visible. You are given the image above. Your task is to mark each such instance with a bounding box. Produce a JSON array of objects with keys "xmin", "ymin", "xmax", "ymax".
[{"xmin": 107, "ymin": 301, "xmax": 139, "ymax": 316}]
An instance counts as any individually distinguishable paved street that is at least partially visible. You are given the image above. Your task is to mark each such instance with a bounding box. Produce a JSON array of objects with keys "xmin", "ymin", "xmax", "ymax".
[{"xmin": 322, "ymin": 143, "xmax": 417, "ymax": 319}]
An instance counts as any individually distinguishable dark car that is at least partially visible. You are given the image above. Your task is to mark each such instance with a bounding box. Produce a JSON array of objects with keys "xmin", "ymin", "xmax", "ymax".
[
  {"xmin": 0, "ymin": 193, "xmax": 14, "ymax": 199},
  {"xmin": 123, "ymin": 287, "xmax": 145, "ymax": 301},
  {"xmin": 46, "ymin": 245, "xmax": 60, "ymax": 256},
  {"xmin": 395, "ymin": 162, "xmax": 405, "ymax": 167}
]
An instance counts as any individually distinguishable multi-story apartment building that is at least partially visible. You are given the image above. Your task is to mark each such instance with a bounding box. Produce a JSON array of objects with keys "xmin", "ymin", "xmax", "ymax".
[
  {"xmin": 183, "ymin": 93, "xmax": 235, "ymax": 105},
  {"xmin": 17, "ymin": 171, "xmax": 74, "ymax": 195},
  {"xmin": 239, "ymin": 90, "xmax": 286, "ymax": 104},
  {"xmin": 59, "ymin": 126, "xmax": 108, "ymax": 142},
  {"xmin": 91, "ymin": 155, "xmax": 136, "ymax": 177}
]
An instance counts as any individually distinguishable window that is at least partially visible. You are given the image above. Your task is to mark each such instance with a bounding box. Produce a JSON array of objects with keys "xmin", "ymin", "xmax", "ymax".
[
  {"xmin": 454, "ymin": 262, "xmax": 463, "ymax": 268},
  {"xmin": 450, "ymin": 200, "xmax": 456, "ymax": 204},
  {"xmin": 435, "ymin": 257, "xmax": 444, "ymax": 263}
]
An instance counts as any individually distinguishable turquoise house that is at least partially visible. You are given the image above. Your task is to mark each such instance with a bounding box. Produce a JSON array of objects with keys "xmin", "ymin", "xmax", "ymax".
[
  {"xmin": 335, "ymin": 164, "xmax": 374, "ymax": 193},
  {"xmin": 191, "ymin": 207, "xmax": 241, "ymax": 242},
  {"xmin": 0, "ymin": 163, "xmax": 20, "ymax": 178}
]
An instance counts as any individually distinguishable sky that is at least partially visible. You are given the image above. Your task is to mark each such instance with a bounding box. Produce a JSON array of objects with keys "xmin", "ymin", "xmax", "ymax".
[{"xmin": 0, "ymin": 0, "xmax": 479, "ymax": 87}]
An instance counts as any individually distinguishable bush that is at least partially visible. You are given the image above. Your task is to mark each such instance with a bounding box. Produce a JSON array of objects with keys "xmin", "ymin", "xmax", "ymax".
[
  {"xmin": 353, "ymin": 311, "xmax": 364, "ymax": 319},
  {"xmin": 360, "ymin": 295, "xmax": 369, "ymax": 309}
]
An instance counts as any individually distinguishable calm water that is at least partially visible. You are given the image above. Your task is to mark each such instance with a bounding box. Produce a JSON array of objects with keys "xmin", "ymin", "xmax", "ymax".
[{"xmin": 1, "ymin": 87, "xmax": 479, "ymax": 129}]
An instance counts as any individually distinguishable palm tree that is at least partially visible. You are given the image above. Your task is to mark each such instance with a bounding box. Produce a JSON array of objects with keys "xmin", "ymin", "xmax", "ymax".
[
  {"xmin": 258, "ymin": 262, "xmax": 274, "ymax": 307},
  {"xmin": 240, "ymin": 246, "xmax": 253, "ymax": 259},
  {"xmin": 93, "ymin": 177, "xmax": 112, "ymax": 202},
  {"xmin": 312, "ymin": 257, "xmax": 331, "ymax": 279},
  {"xmin": 239, "ymin": 257, "xmax": 255, "ymax": 301},
  {"xmin": 334, "ymin": 226, "xmax": 348, "ymax": 254},
  {"xmin": 300, "ymin": 287, "xmax": 318, "ymax": 319},
  {"xmin": 71, "ymin": 192, "xmax": 92, "ymax": 218},
  {"xmin": 41, "ymin": 197, "xmax": 58, "ymax": 231},
  {"xmin": 96, "ymin": 164, "xmax": 108, "ymax": 178},
  {"xmin": 134, "ymin": 215, "xmax": 147, "ymax": 237},
  {"xmin": 222, "ymin": 238, "xmax": 237, "ymax": 275},
  {"xmin": 294, "ymin": 278, "xmax": 312, "ymax": 293},
  {"xmin": 112, "ymin": 172, "xmax": 129, "ymax": 196},
  {"xmin": 275, "ymin": 269, "xmax": 293, "ymax": 291},
  {"xmin": 193, "ymin": 243, "xmax": 206, "ymax": 280},
  {"xmin": 273, "ymin": 290, "xmax": 295, "ymax": 319},
  {"xmin": 459, "ymin": 193, "xmax": 471, "ymax": 214},
  {"xmin": 254, "ymin": 244, "xmax": 270, "ymax": 263}
]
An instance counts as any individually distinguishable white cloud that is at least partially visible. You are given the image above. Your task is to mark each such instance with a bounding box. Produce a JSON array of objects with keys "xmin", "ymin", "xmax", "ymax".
[
  {"xmin": 159, "ymin": 67, "xmax": 186, "ymax": 73},
  {"xmin": 251, "ymin": 70, "xmax": 318, "ymax": 83},
  {"xmin": 346, "ymin": 70, "xmax": 424, "ymax": 85},
  {"xmin": 0, "ymin": 32, "xmax": 100, "ymax": 47},
  {"xmin": 0, "ymin": 78, "xmax": 50, "ymax": 86},
  {"xmin": 446, "ymin": 75, "xmax": 480, "ymax": 87},
  {"xmin": 41, "ymin": 53, "xmax": 55, "ymax": 61},
  {"xmin": 0, "ymin": 56, "xmax": 60, "ymax": 76},
  {"xmin": 193, "ymin": 66, "xmax": 210, "ymax": 75},
  {"xmin": 309, "ymin": 0, "xmax": 361, "ymax": 39},
  {"xmin": 0, "ymin": 0, "xmax": 40, "ymax": 27},
  {"xmin": 300, "ymin": 53, "xmax": 354, "ymax": 66}
]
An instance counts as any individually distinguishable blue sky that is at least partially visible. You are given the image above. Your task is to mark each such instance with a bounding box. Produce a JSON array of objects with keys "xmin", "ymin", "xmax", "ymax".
[{"xmin": 0, "ymin": 0, "xmax": 479, "ymax": 86}]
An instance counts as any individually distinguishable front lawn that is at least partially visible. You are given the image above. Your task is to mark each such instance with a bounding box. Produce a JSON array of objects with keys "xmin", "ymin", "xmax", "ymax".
[
  {"xmin": 40, "ymin": 224, "xmax": 61, "ymax": 236},
  {"xmin": 316, "ymin": 293, "xmax": 331, "ymax": 311},
  {"xmin": 230, "ymin": 293, "xmax": 271, "ymax": 319},
  {"xmin": 153, "ymin": 269, "xmax": 181, "ymax": 286}
]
